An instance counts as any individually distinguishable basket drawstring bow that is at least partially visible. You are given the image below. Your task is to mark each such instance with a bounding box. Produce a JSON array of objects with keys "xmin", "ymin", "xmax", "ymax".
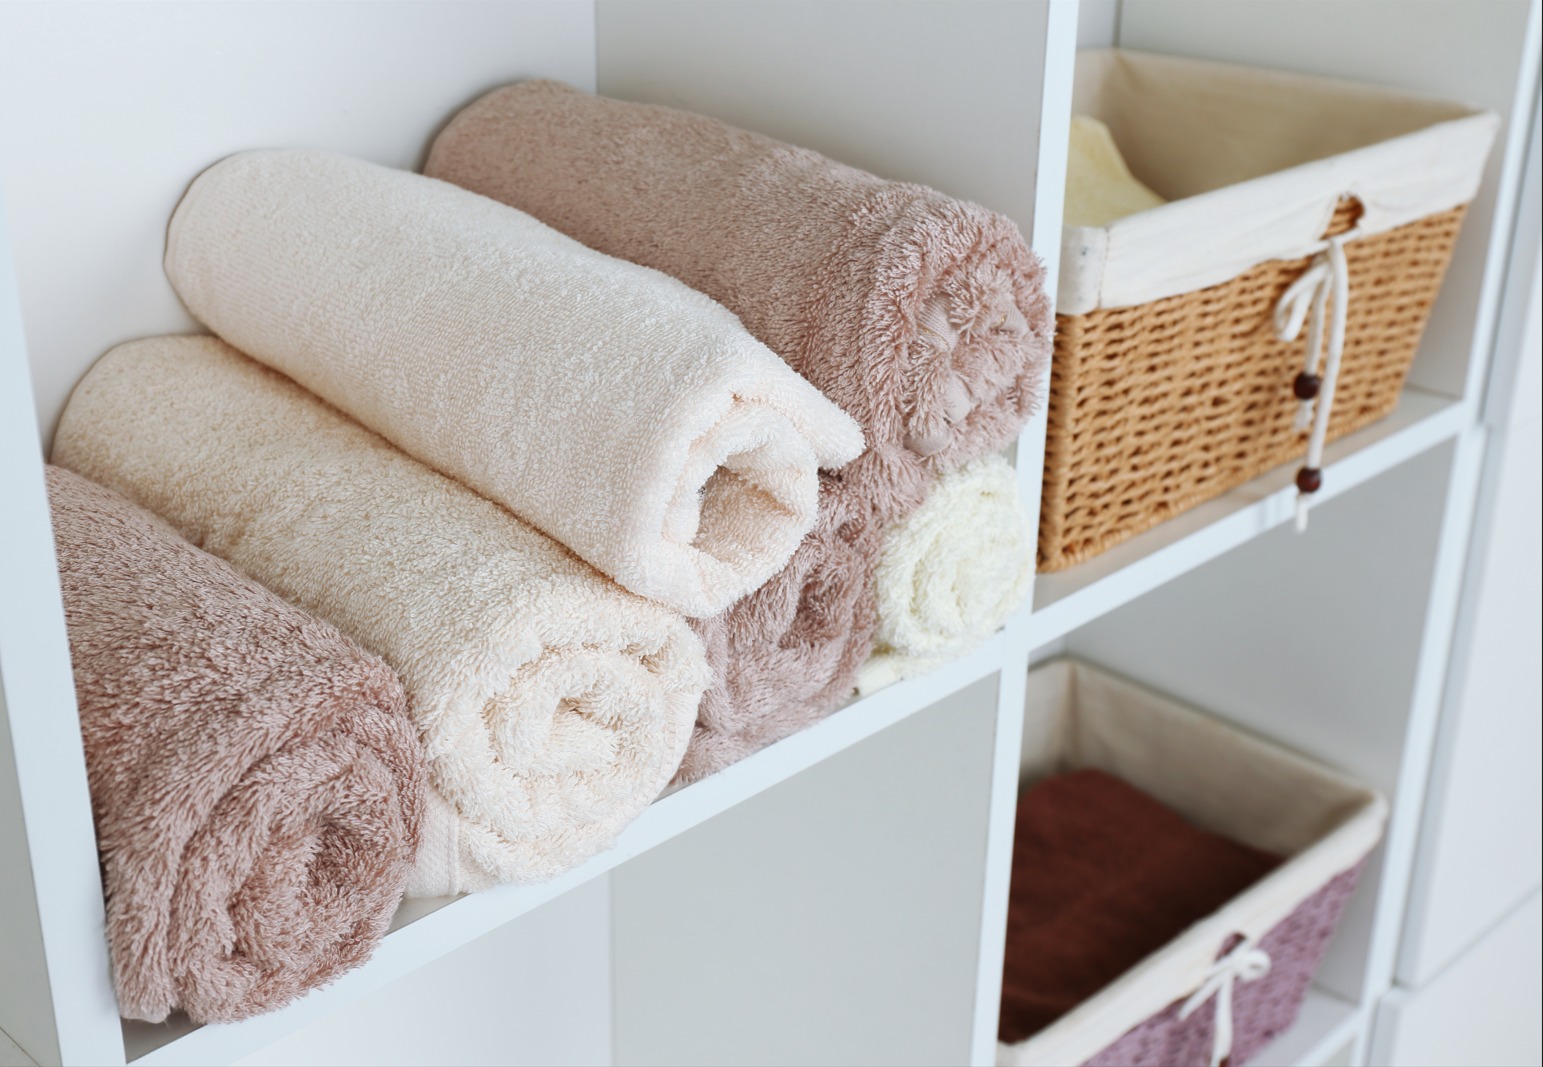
[
  {"xmin": 1178, "ymin": 937, "xmax": 1273, "ymax": 1067},
  {"xmin": 1274, "ymin": 227, "xmax": 1357, "ymax": 532}
]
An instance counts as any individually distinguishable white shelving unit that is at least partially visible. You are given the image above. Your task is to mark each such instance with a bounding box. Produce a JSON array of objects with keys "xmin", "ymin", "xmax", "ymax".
[{"xmin": 1, "ymin": 3, "xmax": 1537, "ymax": 1066}]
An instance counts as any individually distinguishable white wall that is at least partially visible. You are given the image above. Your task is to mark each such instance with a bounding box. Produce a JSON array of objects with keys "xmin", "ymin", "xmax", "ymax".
[{"xmin": 0, "ymin": 1, "xmax": 597, "ymax": 445}]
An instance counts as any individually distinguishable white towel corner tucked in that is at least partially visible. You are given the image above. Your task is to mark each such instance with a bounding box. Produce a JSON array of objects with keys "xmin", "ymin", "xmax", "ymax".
[
  {"xmin": 857, "ymin": 454, "xmax": 1033, "ymax": 694},
  {"xmin": 164, "ymin": 149, "xmax": 864, "ymax": 618}
]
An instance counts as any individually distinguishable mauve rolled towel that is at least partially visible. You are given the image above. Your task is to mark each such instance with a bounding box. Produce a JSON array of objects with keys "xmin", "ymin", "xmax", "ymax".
[
  {"xmin": 45, "ymin": 465, "xmax": 424, "ymax": 1024},
  {"xmin": 1000, "ymin": 769, "xmax": 1282, "ymax": 1044},
  {"xmin": 425, "ymin": 80, "xmax": 1053, "ymax": 519},
  {"xmin": 678, "ymin": 475, "xmax": 880, "ymax": 782}
]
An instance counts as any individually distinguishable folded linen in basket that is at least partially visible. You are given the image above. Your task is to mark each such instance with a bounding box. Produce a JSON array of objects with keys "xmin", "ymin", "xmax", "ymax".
[
  {"xmin": 53, "ymin": 336, "xmax": 711, "ymax": 896},
  {"xmin": 163, "ymin": 149, "xmax": 863, "ymax": 618},
  {"xmin": 999, "ymin": 769, "xmax": 1281, "ymax": 1045},
  {"xmin": 676, "ymin": 476, "xmax": 881, "ymax": 783},
  {"xmin": 1064, "ymin": 115, "xmax": 1167, "ymax": 228},
  {"xmin": 425, "ymin": 80, "xmax": 1053, "ymax": 519},
  {"xmin": 856, "ymin": 454, "xmax": 1033, "ymax": 695},
  {"xmin": 45, "ymin": 465, "xmax": 424, "ymax": 1024}
]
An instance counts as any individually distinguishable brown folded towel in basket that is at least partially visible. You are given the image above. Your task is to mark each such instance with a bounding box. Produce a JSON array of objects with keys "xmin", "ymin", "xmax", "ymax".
[
  {"xmin": 1000, "ymin": 769, "xmax": 1281, "ymax": 1044},
  {"xmin": 47, "ymin": 465, "xmax": 425, "ymax": 1024}
]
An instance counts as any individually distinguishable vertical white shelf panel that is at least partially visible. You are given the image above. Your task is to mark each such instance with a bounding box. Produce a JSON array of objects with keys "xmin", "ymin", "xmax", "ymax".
[{"xmin": 0, "ymin": 193, "xmax": 122, "ymax": 1067}]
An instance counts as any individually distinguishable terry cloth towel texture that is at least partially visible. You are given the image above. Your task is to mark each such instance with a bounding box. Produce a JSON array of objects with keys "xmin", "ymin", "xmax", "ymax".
[
  {"xmin": 164, "ymin": 149, "xmax": 863, "ymax": 618},
  {"xmin": 54, "ymin": 336, "xmax": 711, "ymax": 897},
  {"xmin": 1064, "ymin": 115, "xmax": 1167, "ymax": 228},
  {"xmin": 856, "ymin": 454, "xmax": 1033, "ymax": 695},
  {"xmin": 999, "ymin": 769, "xmax": 1282, "ymax": 1045},
  {"xmin": 424, "ymin": 79, "xmax": 1053, "ymax": 520},
  {"xmin": 677, "ymin": 475, "xmax": 881, "ymax": 783},
  {"xmin": 45, "ymin": 465, "xmax": 424, "ymax": 1024}
]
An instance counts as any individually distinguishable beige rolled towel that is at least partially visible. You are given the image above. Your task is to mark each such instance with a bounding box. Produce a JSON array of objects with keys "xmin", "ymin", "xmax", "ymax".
[
  {"xmin": 54, "ymin": 336, "xmax": 711, "ymax": 896},
  {"xmin": 164, "ymin": 149, "xmax": 863, "ymax": 618},
  {"xmin": 1064, "ymin": 115, "xmax": 1167, "ymax": 228},
  {"xmin": 856, "ymin": 455, "xmax": 1034, "ymax": 695}
]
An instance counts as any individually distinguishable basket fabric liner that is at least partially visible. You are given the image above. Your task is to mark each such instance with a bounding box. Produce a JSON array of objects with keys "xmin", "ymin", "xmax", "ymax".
[
  {"xmin": 1000, "ymin": 661, "xmax": 1387, "ymax": 1067},
  {"xmin": 1059, "ymin": 49, "xmax": 1499, "ymax": 314}
]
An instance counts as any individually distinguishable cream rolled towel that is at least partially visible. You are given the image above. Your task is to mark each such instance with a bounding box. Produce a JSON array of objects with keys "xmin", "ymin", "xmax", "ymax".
[
  {"xmin": 856, "ymin": 455, "xmax": 1034, "ymax": 695},
  {"xmin": 1064, "ymin": 115, "xmax": 1167, "ymax": 228},
  {"xmin": 54, "ymin": 335, "xmax": 711, "ymax": 896},
  {"xmin": 164, "ymin": 149, "xmax": 864, "ymax": 618}
]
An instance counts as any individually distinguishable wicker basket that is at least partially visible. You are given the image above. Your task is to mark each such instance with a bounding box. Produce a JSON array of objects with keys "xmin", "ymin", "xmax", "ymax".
[
  {"xmin": 1040, "ymin": 51, "xmax": 1498, "ymax": 571},
  {"xmin": 999, "ymin": 660, "xmax": 1388, "ymax": 1067}
]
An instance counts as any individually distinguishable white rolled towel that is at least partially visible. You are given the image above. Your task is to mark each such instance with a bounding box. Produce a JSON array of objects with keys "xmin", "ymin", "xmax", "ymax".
[
  {"xmin": 54, "ymin": 336, "xmax": 712, "ymax": 896},
  {"xmin": 856, "ymin": 455, "xmax": 1034, "ymax": 694},
  {"xmin": 164, "ymin": 149, "xmax": 864, "ymax": 618}
]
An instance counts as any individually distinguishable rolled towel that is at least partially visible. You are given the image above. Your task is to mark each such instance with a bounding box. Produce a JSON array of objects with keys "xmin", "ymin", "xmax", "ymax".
[
  {"xmin": 54, "ymin": 336, "xmax": 711, "ymax": 896},
  {"xmin": 425, "ymin": 80, "xmax": 1053, "ymax": 519},
  {"xmin": 46, "ymin": 465, "xmax": 424, "ymax": 1024},
  {"xmin": 678, "ymin": 477, "xmax": 881, "ymax": 783},
  {"xmin": 1064, "ymin": 115, "xmax": 1167, "ymax": 228},
  {"xmin": 856, "ymin": 455, "xmax": 1033, "ymax": 695},
  {"xmin": 164, "ymin": 149, "xmax": 863, "ymax": 618}
]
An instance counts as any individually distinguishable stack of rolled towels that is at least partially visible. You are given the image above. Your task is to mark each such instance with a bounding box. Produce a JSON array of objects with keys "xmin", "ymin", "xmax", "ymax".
[{"xmin": 50, "ymin": 81, "xmax": 1050, "ymax": 1023}]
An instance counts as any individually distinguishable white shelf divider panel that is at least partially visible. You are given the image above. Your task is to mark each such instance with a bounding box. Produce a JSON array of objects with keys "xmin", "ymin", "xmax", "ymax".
[{"xmin": 0, "ymin": 191, "xmax": 123, "ymax": 1067}]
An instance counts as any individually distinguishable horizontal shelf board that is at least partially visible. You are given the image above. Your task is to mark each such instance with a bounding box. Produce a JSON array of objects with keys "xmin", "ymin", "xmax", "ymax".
[
  {"xmin": 1027, "ymin": 388, "xmax": 1468, "ymax": 646},
  {"xmin": 122, "ymin": 635, "xmax": 1006, "ymax": 1066},
  {"xmin": 1245, "ymin": 985, "xmax": 1363, "ymax": 1067}
]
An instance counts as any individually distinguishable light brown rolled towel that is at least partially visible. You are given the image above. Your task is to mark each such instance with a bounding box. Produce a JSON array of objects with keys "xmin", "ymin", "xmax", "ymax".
[
  {"xmin": 45, "ymin": 465, "xmax": 424, "ymax": 1024},
  {"xmin": 164, "ymin": 149, "xmax": 863, "ymax": 618},
  {"xmin": 679, "ymin": 476, "xmax": 881, "ymax": 783},
  {"xmin": 425, "ymin": 79, "xmax": 1053, "ymax": 520},
  {"xmin": 54, "ymin": 336, "xmax": 710, "ymax": 896}
]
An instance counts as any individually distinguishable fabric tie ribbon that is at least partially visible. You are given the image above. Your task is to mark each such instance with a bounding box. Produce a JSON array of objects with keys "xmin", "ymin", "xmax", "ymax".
[
  {"xmin": 1178, "ymin": 937, "xmax": 1273, "ymax": 1067},
  {"xmin": 1274, "ymin": 226, "xmax": 1357, "ymax": 532}
]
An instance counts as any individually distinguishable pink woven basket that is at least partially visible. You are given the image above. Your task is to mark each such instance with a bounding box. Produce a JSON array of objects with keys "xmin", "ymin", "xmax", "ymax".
[
  {"xmin": 1001, "ymin": 662, "xmax": 1388, "ymax": 1067},
  {"xmin": 1082, "ymin": 867, "xmax": 1364, "ymax": 1067}
]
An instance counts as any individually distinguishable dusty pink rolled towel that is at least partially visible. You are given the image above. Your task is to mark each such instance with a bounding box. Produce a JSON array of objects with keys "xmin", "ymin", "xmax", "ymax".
[
  {"xmin": 678, "ymin": 476, "xmax": 880, "ymax": 783},
  {"xmin": 46, "ymin": 465, "xmax": 425, "ymax": 1024},
  {"xmin": 426, "ymin": 79, "xmax": 1053, "ymax": 519}
]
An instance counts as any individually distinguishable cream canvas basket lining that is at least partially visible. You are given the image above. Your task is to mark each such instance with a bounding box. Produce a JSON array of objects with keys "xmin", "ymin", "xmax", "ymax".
[
  {"xmin": 999, "ymin": 660, "xmax": 1388, "ymax": 1067},
  {"xmin": 1059, "ymin": 49, "xmax": 1499, "ymax": 315}
]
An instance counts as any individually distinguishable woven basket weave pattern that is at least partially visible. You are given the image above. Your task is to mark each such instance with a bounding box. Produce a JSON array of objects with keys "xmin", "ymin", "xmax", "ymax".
[
  {"xmin": 1080, "ymin": 864, "xmax": 1366, "ymax": 1067},
  {"xmin": 1039, "ymin": 204, "xmax": 1467, "ymax": 572}
]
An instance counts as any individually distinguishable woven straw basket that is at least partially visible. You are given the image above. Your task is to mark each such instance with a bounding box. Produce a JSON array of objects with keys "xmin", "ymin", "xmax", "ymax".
[
  {"xmin": 1040, "ymin": 51, "xmax": 1499, "ymax": 571},
  {"xmin": 999, "ymin": 660, "xmax": 1388, "ymax": 1067}
]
